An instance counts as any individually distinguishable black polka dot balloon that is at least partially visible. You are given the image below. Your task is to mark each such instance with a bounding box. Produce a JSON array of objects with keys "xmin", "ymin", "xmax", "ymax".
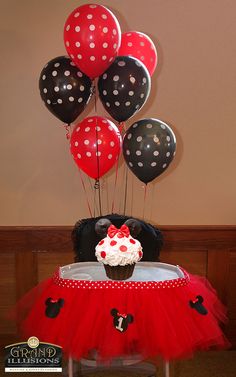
[
  {"xmin": 39, "ymin": 56, "xmax": 92, "ymax": 124},
  {"xmin": 123, "ymin": 118, "xmax": 176, "ymax": 184},
  {"xmin": 98, "ymin": 56, "xmax": 151, "ymax": 122}
]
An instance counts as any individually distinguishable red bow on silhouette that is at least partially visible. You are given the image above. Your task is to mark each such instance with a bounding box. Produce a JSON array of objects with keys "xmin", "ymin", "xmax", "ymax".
[{"xmin": 108, "ymin": 224, "xmax": 130, "ymax": 238}]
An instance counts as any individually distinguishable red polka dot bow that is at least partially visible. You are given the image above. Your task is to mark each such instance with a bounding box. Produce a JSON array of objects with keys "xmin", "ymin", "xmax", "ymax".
[{"xmin": 108, "ymin": 224, "xmax": 130, "ymax": 238}]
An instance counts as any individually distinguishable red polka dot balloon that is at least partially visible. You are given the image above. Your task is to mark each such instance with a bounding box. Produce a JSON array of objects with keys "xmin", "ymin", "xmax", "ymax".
[
  {"xmin": 64, "ymin": 4, "xmax": 121, "ymax": 79},
  {"xmin": 118, "ymin": 31, "xmax": 158, "ymax": 76},
  {"xmin": 70, "ymin": 116, "xmax": 122, "ymax": 179}
]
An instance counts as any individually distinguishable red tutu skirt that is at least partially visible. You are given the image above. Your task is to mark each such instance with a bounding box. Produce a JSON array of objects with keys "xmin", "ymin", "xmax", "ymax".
[{"xmin": 13, "ymin": 263, "xmax": 230, "ymax": 362}]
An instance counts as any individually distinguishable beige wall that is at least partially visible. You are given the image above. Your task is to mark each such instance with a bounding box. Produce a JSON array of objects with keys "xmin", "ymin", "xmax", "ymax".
[{"xmin": 0, "ymin": 0, "xmax": 235, "ymax": 225}]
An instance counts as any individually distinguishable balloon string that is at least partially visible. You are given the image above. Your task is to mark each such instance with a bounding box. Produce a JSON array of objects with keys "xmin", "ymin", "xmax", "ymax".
[
  {"xmin": 111, "ymin": 155, "xmax": 120, "ymax": 214},
  {"xmin": 78, "ymin": 169, "xmax": 92, "ymax": 218},
  {"xmin": 123, "ymin": 165, "xmax": 128, "ymax": 215},
  {"xmin": 142, "ymin": 184, "xmax": 148, "ymax": 220},
  {"xmin": 94, "ymin": 80, "xmax": 102, "ymax": 216},
  {"xmin": 64, "ymin": 123, "xmax": 71, "ymax": 140}
]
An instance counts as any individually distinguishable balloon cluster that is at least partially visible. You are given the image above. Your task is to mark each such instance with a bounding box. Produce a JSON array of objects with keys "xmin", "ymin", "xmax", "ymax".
[{"xmin": 39, "ymin": 3, "xmax": 176, "ymax": 184}]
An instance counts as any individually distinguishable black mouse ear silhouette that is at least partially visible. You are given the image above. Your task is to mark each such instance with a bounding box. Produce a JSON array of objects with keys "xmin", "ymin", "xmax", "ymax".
[
  {"xmin": 124, "ymin": 219, "xmax": 142, "ymax": 237},
  {"xmin": 111, "ymin": 308, "xmax": 118, "ymax": 317},
  {"xmin": 45, "ymin": 298, "xmax": 52, "ymax": 306},
  {"xmin": 95, "ymin": 218, "xmax": 112, "ymax": 237}
]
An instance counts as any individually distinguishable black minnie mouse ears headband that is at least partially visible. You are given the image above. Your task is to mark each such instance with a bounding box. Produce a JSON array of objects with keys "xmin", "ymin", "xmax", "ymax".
[{"xmin": 95, "ymin": 218, "xmax": 142, "ymax": 238}]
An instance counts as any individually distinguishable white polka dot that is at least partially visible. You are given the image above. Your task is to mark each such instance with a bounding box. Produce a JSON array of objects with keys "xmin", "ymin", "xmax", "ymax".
[
  {"xmin": 87, "ymin": 14, "xmax": 93, "ymax": 19},
  {"xmin": 78, "ymin": 97, "xmax": 83, "ymax": 103},
  {"xmin": 163, "ymin": 163, "xmax": 167, "ymax": 168},
  {"xmin": 69, "ymin": 96, "xmax": 74, "ymax": 102},
  {"xmin": 84, "ymin": 139, "xmax": 89, "ymax": 145},
  {"xmin": 74, "ymin": 12, "xmax": 80, "ymax": 17},
  {"xmin": 54, "ymin": 63, "xmax": 60, "ymax": 67},
  {"xmin": 135, "ymin": 104, "xmax": 140, "ymax": 109},
  {"xmin": 113, "ymin": 90, "xmax": 118, "ymax": 95},
  {"xmin": 143, "ymin": 77, "xmax": 147, "ymax": 83},
  {"xmin": 113, "ymin": 75, "xmax": 119, "ymax": 81},
  {"xmin": 154, "ymin": 136, "xmax": 160, "ymax": 143},
  {"xmin": 130, "ymin": 76, "xmax": 135, "ymax": 84},
  {"xmin": 146, "ymin": 123, "xmax": 152, "ymax": 128},
  {"xmin": 110, "ymin": 141, "xmax": 115, "ymax": 147},
  {"xmin": 128, "ymin": 91, "xmax": 134, "ymax": 96},
  {"xmin": 161, "ymin": 124, "xmax": 166, "ymax": 129},
  {"xmin": 67, "ymin": 84, "xmax": 72, "ymax": 90},
  {"xmin": 85, "ymin": 127, "xmax": 90, "ymax": 132},
  {"xmin": 118, "ymin": 61, "xmax": 126, "ymax": 67},
  {"xmin": 70, "ymin": 62, "xmax": 75, "ymax": 66},
  {"xmin": 90, "ymin": 42, "xmax": 95, "ymax": 48},
  {"xmin": 103, "ymin": 73, "xmax": 107, "ymax": 79},
  {"xmin": 74, "ymin": 141, "xmax": 78, "ymax": 147},
  {"xmin": 86, "ymin": 152, "xmax": 91, "ymax": 157},
  {"xmin": 166, "ymin": 152, "xmax": 171, "ymax": 157},
  {"xmin": 64, "ymin": 71, "xmax": 70, "ymax": 76},
  {"xmin": 151, "ymin": 162, "xmax": 157, "ymax": 167},
  {"xmin": 108, "ymin": 154, "xmax": 112, "ymax": 159},
  {"xmin": 108, "ymin": 125, "xmax": 113, "ymax": 131},
  {"xmin": 97, "ymin": 139, "xmax": 102, "ymax": 145},
  {"xmin": 70, "ymin": 54, "xmax": 74, "ymax": 59},
  {"xmin": 109, "ymin": 57, "xmax": 113, "ymax": 62},
  {"xmin": 128, "ymin": 42, "xmax": 133, "ymax": 47},
  {"xmin": 127, "ymin": 133, "xmax": 132, "ymax": 139},
  {"xmin": 66, "ymin": 41, "xmax": 70, "ymax": 47},
  {"xmin": 113, "ymin": 43, "xmax": 117, "ymax": 49},
  {"xmin": 89, "ymin": 4, "xmax": 97, "ymax": 8},
  {"xmin": 46, "ymin": 99, "xmax": 51, "ymax": 104},
  {"xmin": 166, "ymin": 136, "xmax": 171, "ymax": 141},
  {"xmin": 102, "ymin": 55, "xmax": 107, "ymax": 60},
  {"xmin": 103, "ymin": 42, "xmax": 108, "ymax": 48},
  {"xmin": 96, "ymin": 151, "xmax": 101, "ymax": 156},
  {"xmin": 80, "ymin": 85, "xmax": 85, "ymax": 91},
  {"xmin": 75, "ymin": 26, "xmax": 80, "ymax": 32},
  {"xmin": 126, "ymin": 150, "xmax": 130, "ymax": 155},
  {"xmin": 66, "ymin": 24, "xmax": 70, "ymax": 31},
  {"xmin": 77, "ymin": 71, "xmax": 83, "ymax": 77},
  {"xmin": 126, "ymin": 33, "xmax": 132, "ymax": 36},
  {"xmin": 77, "ymin": 54, "xmax": 82, "ymax": 59},
  {"xmin": 140, "ymin": 93, "xmax": 145, "ymax": 98},
  {"xmin": 137, "ymin": 136, "xmax": 142, "ymax": 142},
  {"xmin": 52, "ymin": 71, "xmax": 57, "ymax": 76},
  {"xmin": 43, "ymin": 88, "xmax": 47, "ymax": 93},
  {"xmin": 89, "ymin": 24, "xmax": 95, "ymax": 31},
  {"xmin": 57, "ymin": 99, "xmax": 62, "ymax": 104},
  {"xmin": 106, "ymin": 102, "xmax": 110, "ymax": 107},
  {"xmin": 140, "ymin": 42, "xmax": 145, "ymax": 46},
  {"xmin": 102, "ymin": 90, "xmax": 107, "ymax": 96},
  {"xmin": 136, "ymin": 150, "xmax": 142, "ymax": 155},
  {"xmin": 138, "ymin": 162, "xmax": 143, "ymax": 167},
  {"xmin": 129, "ymin": 162, "xmax": 133, "ymax": 167},
  {"xmin": 42, "ymin": 75, "xmax": 46, "ymax": 80},
  {"xmin": 153, "ymin": 151, "xmax": 159, "ymax": 156},
  {"xmin": 90, "ymin": 56, "xmax": 95, "ymax": 61},
  {"xmin": 76, "ymin": 127, "xmax": 80, "ymax": 132},
  {"xmin": 96, "ymin": 126, "xmax": 101, "ymax": 131},
  {"xmin": 141, "ymin": 56, "xmax": 145, "ymax": 61},
  {"xmin": 115, "ymin": 101, "xmax": 120, "ymax": 106},
  {"xmin": 125, "ymin": 101, "xmax": 131, "ymax": 106},
  {"xmin": 113, "ymin": 29, "xmax": 117, "ymax": 35},
  {"xmin": 103, "ymin": 27, "xmax": 108, "ymax": 33},
  {"xmin": 133, "ymin": 123, "xmax": 138, "ymax": 128},
  {"xmin": 135, "ymin": 60, "xmax": 142, "ymax": 67},
  {"xmin": 75, "ymin": 41, "xmax": 80, "ymax": 47}
]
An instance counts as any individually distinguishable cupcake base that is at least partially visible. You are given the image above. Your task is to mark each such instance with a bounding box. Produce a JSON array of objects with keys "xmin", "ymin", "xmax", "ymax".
[{"xmin": 104, "ymin": 264, "xmax": 135, "ymax": 280}]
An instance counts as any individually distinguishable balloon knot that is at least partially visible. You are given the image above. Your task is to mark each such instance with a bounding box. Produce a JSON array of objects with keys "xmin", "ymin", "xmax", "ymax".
[{"xmin": 94, "ymin": 179, "xmax": 100, "ymax": 189}]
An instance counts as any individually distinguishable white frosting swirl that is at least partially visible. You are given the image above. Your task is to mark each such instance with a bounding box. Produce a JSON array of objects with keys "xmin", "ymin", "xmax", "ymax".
[{"xmin": 95, "ymin": 233, "xmax": 143, "ymax": 266}]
